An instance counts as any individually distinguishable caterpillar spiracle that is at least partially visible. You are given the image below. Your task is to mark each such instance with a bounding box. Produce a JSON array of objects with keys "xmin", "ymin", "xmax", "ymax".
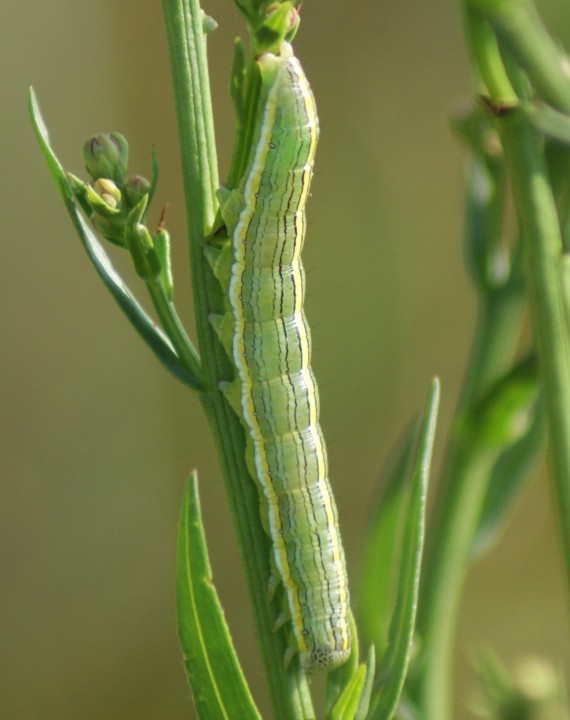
[{"xmin": 206, "ymin": 42, "xmax": 351, "ymax": 672}]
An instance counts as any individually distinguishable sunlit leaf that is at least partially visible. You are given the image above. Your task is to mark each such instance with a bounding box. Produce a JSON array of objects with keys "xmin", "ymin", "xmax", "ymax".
[
  {"xmin": 370, "ymin": 379, "xmax": 440, "ymax": 720},
  {"xmin": 359, "ymin": 425, "xmax": 416, "ymax": 658},
  {"xmin": 177, "ymin": 472, "xmax": 261, "ymax": 719}
]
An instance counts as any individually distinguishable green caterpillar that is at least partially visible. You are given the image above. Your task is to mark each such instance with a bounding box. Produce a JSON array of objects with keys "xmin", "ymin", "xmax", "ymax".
[{"xmin": 207, "ymin": 42, "xmax": 350, "ymax": 672}]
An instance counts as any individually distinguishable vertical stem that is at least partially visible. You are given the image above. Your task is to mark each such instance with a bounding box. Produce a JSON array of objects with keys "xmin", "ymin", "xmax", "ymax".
[
  {"xmin": 498, "ymin": 109, "xmax": 570, "ymax": 596},
  {"xmin": 415, "ymin": 288, "xmax": 524, "ymax": 720},
  {"xmin": 471, "ymin": 0, "xmax": 570, "ymax": 113},
  {"xmin": 418, "ymin": 446, "xmax": 499, "ymax": 719},
  {"xmin": 413, "ymin": 7, "xmax": 528, "ymax": 717},
  {"xmin": 161, "ymin": 1, "xmax": 314, "ymax": 716},
  {"xmin": 465, "ymin": 0, "xmax": 570, "ymax": 611}
]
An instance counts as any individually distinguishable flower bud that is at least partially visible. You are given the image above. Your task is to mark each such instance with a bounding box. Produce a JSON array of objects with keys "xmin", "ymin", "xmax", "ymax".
[
  {"xmin": 85, "ymin": 181, "xmax": 121, "ymax": 219},
  {"xmin": 154, "ymin": 223, "xmax": 174, "ymax": 301},
  {"xmin": 256, "ymin": 2, "xmax": 299, "ymax": 51},
  {"xmin": 125, "ymin": 196, "xmax": 162, "ymax": 281},
  {"xmin": 124, "ymin": 174, "xmax": 151, "ymax": 210},
  {"xmin": 93, "ymin": 178, "xmax": 121, "ymax": 209},
  {"xmin": 201, "ymin": 11, "xmax": 218, "ymax": 34},
  {"xmin": 83, "ymin": 132, "xmax": 128, "ymax": 183}
]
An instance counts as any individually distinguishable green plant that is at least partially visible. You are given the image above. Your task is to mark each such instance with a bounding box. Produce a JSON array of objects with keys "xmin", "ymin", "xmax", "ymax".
[{"xmin": 30, "ymin": 0, "xmax": 570, "ymax": 718}]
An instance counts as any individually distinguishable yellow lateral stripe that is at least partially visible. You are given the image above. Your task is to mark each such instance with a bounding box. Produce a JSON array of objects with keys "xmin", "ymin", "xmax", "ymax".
[{"xmin": 228, "ymin": 60, "xmax": 307, "ymax": 651}]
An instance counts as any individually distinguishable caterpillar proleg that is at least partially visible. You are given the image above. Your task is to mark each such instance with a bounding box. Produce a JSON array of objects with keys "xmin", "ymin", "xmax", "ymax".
[{"xmin": 207, "ymin": 42, "xmax": 350, "ymax": 672}]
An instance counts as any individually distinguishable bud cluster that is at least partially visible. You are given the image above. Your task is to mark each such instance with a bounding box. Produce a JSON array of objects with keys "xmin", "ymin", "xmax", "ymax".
[{"xmin": 69, "ymin": 132, "xmax": 173, "ymax": 298}]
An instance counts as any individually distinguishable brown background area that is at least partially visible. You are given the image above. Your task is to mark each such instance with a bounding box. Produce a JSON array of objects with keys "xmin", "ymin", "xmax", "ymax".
[{"xmin": 2, "ymin": 1, "xmax": 569, "ymax": 717}]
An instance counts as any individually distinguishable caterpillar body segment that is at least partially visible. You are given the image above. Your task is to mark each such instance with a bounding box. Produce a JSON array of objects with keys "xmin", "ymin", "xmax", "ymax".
[{"xmin": 207, "ymin": 42, "xmax": 350, "ymax": 673}]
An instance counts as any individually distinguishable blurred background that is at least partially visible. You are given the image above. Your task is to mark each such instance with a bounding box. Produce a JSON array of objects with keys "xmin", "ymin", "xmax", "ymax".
[{"xmin": 3, "ymin": 0, "xmax": 570, "ymax": 717}]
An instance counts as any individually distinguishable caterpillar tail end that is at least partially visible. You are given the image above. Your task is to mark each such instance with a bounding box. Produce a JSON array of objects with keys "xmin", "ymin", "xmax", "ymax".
[{"xmin": 299, "ymin": 645, "xmax": 352, "ymax": 673}]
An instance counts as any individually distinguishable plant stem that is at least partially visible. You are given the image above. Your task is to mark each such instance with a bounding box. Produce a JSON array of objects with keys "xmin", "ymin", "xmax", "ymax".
[
  {"xmin": 469, "ymin": 0, "xmax": 570, "ymax": 654},
  {"xmin": 462, "ymin": 5, "xmax": 517, "ymax": 102},
  {"xmin": 418, "ymin": 6, "xmax": 570, "ymax": 717},
  {"xmin": 470, "ymin": 0, "xmax": 570, "ymax": 113},
  {"xmin": 415, "ymin": 286, "xmax": 524, "ymax": 720},
  {"xmin": 161, "ymin": 0, "xmax": 314, "ymax": 715},
  {"xmin": 147, "ymin": 281, "xmax": 203, "ymax": 386},
  {"xmin": 497, "ymin": 107, "xmax": 570, "ymax": 599}
]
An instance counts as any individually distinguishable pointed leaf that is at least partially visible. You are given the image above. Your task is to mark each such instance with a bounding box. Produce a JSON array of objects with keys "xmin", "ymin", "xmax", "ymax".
[
  {"xmin": 230, "ymin": 37, "xmax": 247, "ymax": 125},
  {"xmin": 177, "ymin": 472, "xmax": 261, "ymax": 720},
  {"xmin": 328, "ymin": 646, "xmax": 375, "ymax": 720},
  {"xmin": 329, "ymin": 664, "xmax": 367, "ymax": 720},
  {"xmin": 462, "ymin": 354, "xmax": 538, "ymax": 450},
  {"xmin": 471, "ymin": 401, "xmax": 543, "ymax": 558},
  {"xmin": 355, "ymin": 646, "xmax": 376, "ymax": 720},
  {"xmin": 148, "ymin": 144, "xmax": 159, "ymax": 207},
  {"xmin": 28, "ymin": 88, "xmax": 202, "ymax": 391},
  {"xmin": 458, "ymin": 354, "xmax": 542, "ymax": 557},
  {"xmin": 359, "ymin": 425, "xmax": 416, "ymax": 659},
  {"xmin": 370, "ymin": 378, "xmax": 440, "ymax": 720}
]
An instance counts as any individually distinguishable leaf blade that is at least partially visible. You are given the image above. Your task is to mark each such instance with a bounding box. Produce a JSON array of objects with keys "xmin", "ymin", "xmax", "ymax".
[
  {"xmin": 371, "ymin": 378, "xmax": 440, "ymax": 720},
  {"xmin": 177, "ymin": 472, "xmax": 261, "ymax": 720},
  {"xmin": 358, "ymin": 425, "xmax": 416, "ymax": 659}
]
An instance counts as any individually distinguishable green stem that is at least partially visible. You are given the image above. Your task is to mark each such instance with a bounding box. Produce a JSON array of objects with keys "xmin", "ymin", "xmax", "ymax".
[
  {"xmin": 463, "ymin": 5, "xmax": 517, "ymax": 102},
  {"xmin": 498, "ymin": 107, "xmax": 570, "ymax": 600},
  {"xmin": 415, "ymin": 286, "xmax": 524, "ymax": 720},
  {"xmin": 413, "ymin": 8, "xmax": 546, "ymax": 717},
  {"xmin": 161, "ymin": 1, "xmax": 314, "ymax": 716},
  {"xmin": 470, "ymin": 0, "xmax": 570, "ymax": 113},
  {"xmin": 147, "ymin": 281, "xmax": 203, "ymax": 386},
  {"xmin": 419, "ymin": 448, "xmax": 499, "ymax": 719},
  {"xmin": 458, "ymin": 284, "xmax": 525, "ymax": 410}
]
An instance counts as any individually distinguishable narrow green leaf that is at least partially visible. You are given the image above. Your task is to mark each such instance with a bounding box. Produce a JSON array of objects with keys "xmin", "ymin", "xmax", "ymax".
[
  {"xmin": 358, "ymin": 426, "xmax": 416, "ymax": 659},
  {"xmin": 370, "ymin": 378, "xmax": 440, "ymax": 720},
  {"xmin": 177, "ymin": 472, "xmax": 261, "ymax": 720},
  {"xmin": 229, "ymin": 37, "xmax": 246, "ymax": 125},
  {"xmin": 328, "ymin": 645, "xmax": 375, "ymax": 720},
  {"xmin": 462, "ymin": 354, "xmax": 538, "ymax": 450},
  {"xmin": 148, "ymin": 144, "xmax": 159, "ymax": 207},
  {"xmin": 326, "ymin": 609, "xmax": 360, "ymax": 715},
  {"xmin": 355, "ymin": 646, "xmax": 376, "ymax": 720},
  {"xmin": 28, "ymin": 88, "xmax": 202, "ymax": 391},
  {"xmin": 471, "ymin": 401, "xmax": 543, "ymax": 558},
  {"xmin": 457, "ymin": 354, "xmax": 543, "ymax": 556},
  {"xmin": 329, "ymin": 665, "xmax": 367, "ymax": 720}
]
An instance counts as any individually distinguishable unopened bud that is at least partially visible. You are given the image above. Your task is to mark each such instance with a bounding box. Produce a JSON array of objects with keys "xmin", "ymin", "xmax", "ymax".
[
  {"xmin": 154, "ymin": 221, "xmax": 174, "ymax": 301},
  {"xmin": 85, "ymin": 181, "xmax": 121, "ymax": 219},
  {"xmin": 124, "ymin": 174, "xmax": 151, "ymax": 210},
  {"xmin": 256, "ymin": 3, "xmax": 299, "ymax": 50},
  {"xmin": 284, "ymin": 6, "xmax": 300, "ymax": 41},
  {"xmin": 83, "ymin": 132, "xmax": 128, "ymax": 183},
  {"xmin": 93, "ymin": 178, "xmax": 121, "ymax": 209},
  {"xmin": 201, "ymin": 10, "xmax": 218, "ymax": 34},
  {"xmin": 125, "ymin": 197, "xmax": 162, "ymax": 281}
]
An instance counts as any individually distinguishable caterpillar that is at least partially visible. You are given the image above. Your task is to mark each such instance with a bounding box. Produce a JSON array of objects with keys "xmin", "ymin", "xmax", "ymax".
[{"xmin": 206, "ymin": 42, "xmax": 350, "ymax": 672}]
